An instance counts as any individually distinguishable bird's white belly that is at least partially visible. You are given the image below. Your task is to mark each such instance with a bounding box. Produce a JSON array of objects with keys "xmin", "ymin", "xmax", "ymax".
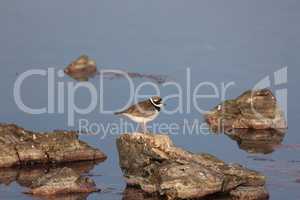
[{"xmin": 123, "ymin": 111, "xmax": 159, "ymax": 123}]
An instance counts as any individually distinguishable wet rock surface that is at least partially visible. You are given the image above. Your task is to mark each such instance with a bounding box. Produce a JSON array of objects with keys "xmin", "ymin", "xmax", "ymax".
[
  {"xmin": 64, "ymin": 55, "xmax": 98, "ymax": 81},
  {"xmin": 225, "ymin": 129, "xmax": 286, "ymax": 154},
  {"xmin": 0, "ymin": 161, "xmax": 101, "ymax": 198},
  {"xmin": 0, "ymin": 124, "xmax": 106, "ymax": 168},
  {"xmin": 117, "ymin": 133, "xmax": 268, "ymax": 200},
  {"xmin": 205, "ymin": 89, "xmax": 287, "ymax": 130}
]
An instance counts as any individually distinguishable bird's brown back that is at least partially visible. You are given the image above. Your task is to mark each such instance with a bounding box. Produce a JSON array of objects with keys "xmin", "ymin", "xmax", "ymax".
[{"xmin": 118, "ymin": 99, "xmax": 157, "ymax": 117}]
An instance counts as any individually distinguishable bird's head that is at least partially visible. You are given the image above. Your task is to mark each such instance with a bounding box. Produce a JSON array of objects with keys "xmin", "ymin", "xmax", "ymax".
[{"xmin": 150, "ymin": 96, "xmax": 164, "ymax": 108}]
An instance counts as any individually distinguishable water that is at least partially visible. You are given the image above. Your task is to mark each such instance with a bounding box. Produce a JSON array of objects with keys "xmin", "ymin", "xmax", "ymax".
[{"xmin": 0, "ymin": 0, "xmax": 299, "ymax": 199}]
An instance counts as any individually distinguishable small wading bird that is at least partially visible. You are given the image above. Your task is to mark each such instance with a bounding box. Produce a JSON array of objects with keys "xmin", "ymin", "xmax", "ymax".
[{"xmin": 114, "ymin": 96, "xmax": 164, "ymax": 133}]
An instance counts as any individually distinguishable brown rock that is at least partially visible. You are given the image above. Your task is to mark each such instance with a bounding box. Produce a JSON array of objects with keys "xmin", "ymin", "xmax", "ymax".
[
  {"xmin": 0, "ymin": 124, "xmax": 106, "ymax": 168},
  {"xmin": 0, "ymin": 161, "xmax": 102, "ymax": 198},
  {"xmin": 117, "ymin": 133, "xmax": 268, "ymax": 200},
  {"xmin": 205, "ymin": 89, "xmax": 287, "ymax": 130},
  {"xmin": 64, "ymin": 55, "xmax": 98, "ymax": 81},
  {"xmin": 0, "ymin": 161, "xmax": 100, "ymax": 186}
]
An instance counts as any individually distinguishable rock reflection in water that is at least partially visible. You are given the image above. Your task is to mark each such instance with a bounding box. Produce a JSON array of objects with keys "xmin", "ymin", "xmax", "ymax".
[
  {"xmin": 122, "ymin": 187, "xmax": 233, "ymax": 200},
  {"xmin": 225, "ymin": 129, "xmax": 286, "ymax": 154},
  {"xmin": 122, "ymin": 187, "xmax": 161, "ymax": 200},
  {"xmin": 33, "ymin": 193, "xmax": 89, "ymax": 200},
  {"xmin": 126, "ymin": 72, "xmax": 168, "ymax": 84},
  {"xmin": 0, "ymin": 161, "xmax": 101, "ymax": 200},
  {"xmin": 65, "ymin": 67, "xmax": 168, "ymax": 84},
  {"xmin": 97, "ymin": 71, "xmax": 168, "ymax": 84}
]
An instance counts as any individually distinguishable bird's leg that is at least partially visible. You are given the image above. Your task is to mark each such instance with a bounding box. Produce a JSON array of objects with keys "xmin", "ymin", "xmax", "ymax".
[
  {"xmin": 143, "ymin": 121, "xmax": 147, "ymax": 134},
  {"xmin": 138, "ymin": 123, "xmax": 146, "ymax": 133},
  {"xmin": 138, "ymin": 123, "xmax": 143, "ymax": 133}
]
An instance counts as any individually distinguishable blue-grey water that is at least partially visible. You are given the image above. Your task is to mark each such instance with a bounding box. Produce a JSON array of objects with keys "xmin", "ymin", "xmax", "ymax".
[{"xmin": 0, "ymin": 0, "xmax": 299, "ymax": 199}]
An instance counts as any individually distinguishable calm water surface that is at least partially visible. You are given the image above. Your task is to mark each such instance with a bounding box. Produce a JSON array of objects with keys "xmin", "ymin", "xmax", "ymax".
[{"xmin": 0, "ymin": 1, "xmax": 299, "ymax": 199}]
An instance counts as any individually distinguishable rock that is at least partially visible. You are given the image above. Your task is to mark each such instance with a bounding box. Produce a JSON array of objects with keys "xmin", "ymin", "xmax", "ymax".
[
  {"xmin": 117, "ymin": 133, "xmax": 268, "ymax": 200},
  {"xmin": 205, "ymin": 89, "xmax": 287, "ymax": 130},
  {"xmin": 0, "ymin": 124, "xmax": 106, "ymax": 168},
  {"xmin": 25, "ymin": 167, "xmax": 100, "ymax": 195},
  {"xmin": 230, "ymin": 186, "xmax": 269, "ymax": 200},
  {"xmin": 123, "ymin": 187, "xmax": 161, "ymax": 200},
  {"xmin": 0, "ymin": 161, "xmax": 99, "ymax": 186},
  {"xmin": 64, "ymin": 55, "xmax": 98, "ymax": 81},
  {"xmin": 0, "ymin": 161, "xmax": 101, "ymax": 197},
  {"xmin": 225, "ymin": 129, "xmax": 286, "ymax": 154}
]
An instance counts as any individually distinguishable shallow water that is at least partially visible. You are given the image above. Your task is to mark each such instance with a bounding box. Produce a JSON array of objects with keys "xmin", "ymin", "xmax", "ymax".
[{"xmin": 0, "ymin": 0, "xmax": 299, "ymax": 199}]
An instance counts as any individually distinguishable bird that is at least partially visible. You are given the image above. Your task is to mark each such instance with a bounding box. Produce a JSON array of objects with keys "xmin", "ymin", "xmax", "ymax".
[{"xmin": 114, "ymin": 96, "xmax": 164, "ymax": 134}]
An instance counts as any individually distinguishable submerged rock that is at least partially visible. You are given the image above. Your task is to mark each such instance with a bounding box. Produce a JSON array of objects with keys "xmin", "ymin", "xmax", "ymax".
[
  {"xmin": 117, "ymin": 133, "xmax": 268, "ymax": 200},
  {"xmin": 64, "ymin": 55, "xmax": 98, "ymax": 81},
  {"xmin": 205, "ymin": 89, "xmax": 287, "ymax": 130},
  {"xmin": 0, "ymin": 124, "xmax": 106, "ymax": 168},
  {"xmin": 225, "ymin": 129, "xmax": 286, "ymax": 154}
]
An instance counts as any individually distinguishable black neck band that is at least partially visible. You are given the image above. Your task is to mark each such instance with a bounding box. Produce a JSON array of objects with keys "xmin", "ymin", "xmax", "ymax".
[{"xmin": 150, "ymin": 100, "xmax": 161, "ymax": 112}]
